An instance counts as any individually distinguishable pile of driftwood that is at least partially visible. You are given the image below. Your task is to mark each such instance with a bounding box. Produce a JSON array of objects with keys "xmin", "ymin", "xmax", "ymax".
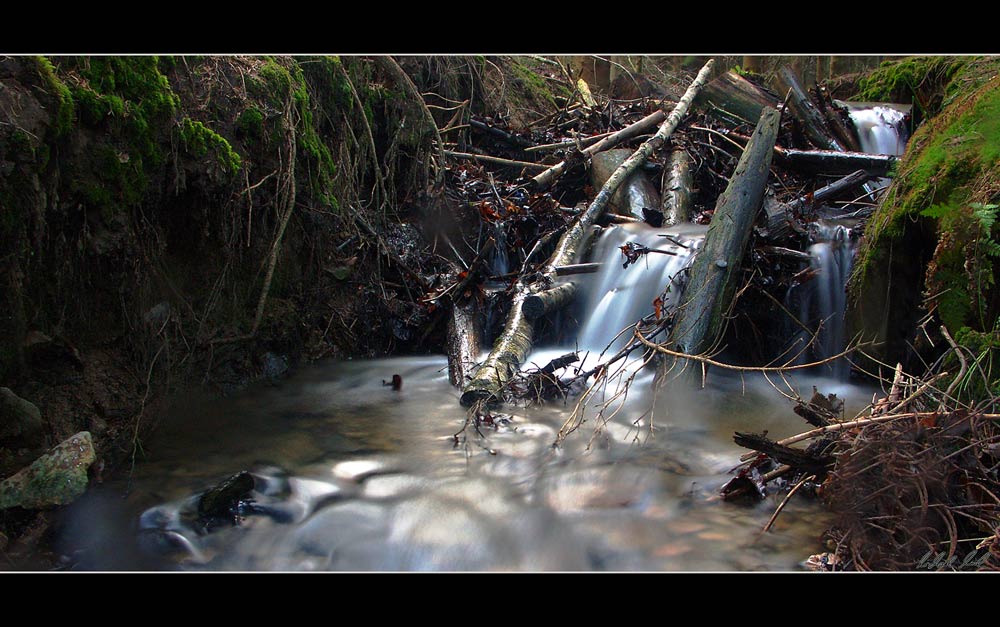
[{"xmin": 433, "ymin": 60, "xmax": 901, "ymax": 415}]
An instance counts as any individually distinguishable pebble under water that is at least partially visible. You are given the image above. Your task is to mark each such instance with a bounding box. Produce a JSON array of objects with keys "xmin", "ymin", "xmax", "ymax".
[{"xmin": 54, "ymin": 353, "xmax": 875, "ymax": 571}]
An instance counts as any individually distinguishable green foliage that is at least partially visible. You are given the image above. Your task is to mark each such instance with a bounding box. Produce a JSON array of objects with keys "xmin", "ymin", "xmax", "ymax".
[{"xmin": 179, "ymin": 117, "xmax": 242, "ymax": 175}]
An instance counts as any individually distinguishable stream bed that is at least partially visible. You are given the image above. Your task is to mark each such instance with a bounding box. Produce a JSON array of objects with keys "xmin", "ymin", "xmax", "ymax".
[{"xmin": 54, "ymin": 353, "xmax": 874, "ymax": 571}]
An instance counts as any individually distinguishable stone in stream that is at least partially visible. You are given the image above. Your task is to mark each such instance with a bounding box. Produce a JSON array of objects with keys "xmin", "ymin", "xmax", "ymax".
[
  {"xmin": 196, "ymin": 471, "xmax": 256, "ymax": 525},
  {"xmin": 0, "ymin": 431, "xmax": 95, "ymax": 510},
  {"xmin": 0, "ymin": 387, "xmax": 44, "ymax": 449}
]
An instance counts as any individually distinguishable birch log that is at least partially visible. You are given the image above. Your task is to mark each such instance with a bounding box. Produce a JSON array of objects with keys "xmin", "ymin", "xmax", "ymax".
[{"xmin": 661, "ymin": 149, "xmax": 693, "ymax": 226}]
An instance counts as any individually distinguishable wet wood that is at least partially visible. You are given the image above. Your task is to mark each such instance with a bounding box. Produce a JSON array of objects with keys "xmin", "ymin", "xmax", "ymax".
[
  {"xmin": 773, "ymin": 148, "xmax": 896, "ymax": 177},
  {"xmin": 775, "ymin": 67, "xmax": 843, "ymax": 152},
  {"xmin": 447, "ymin": 297, "xmax": 482, "ymax": 387},
  {"xmin": 661, "ymin": 149, "xmax": 693, "ymax": 226},
  {"xmin": 814, "ymin": 85, "xmax": 862, "ymax": 152},
  {"xmin": 694, "ymin": 70, "xmax": 779, "ymax": 125},
  {"xmin": 733, "ymin": 432, "xmax": 834, "ymax": 474},
  {"xmin": 658, "ymin": 106, "xmax": 780, "ymax": 384},
  {"xmin": 523, "ymin": 283, "xmax": 577, "ymax": 320},
  {"xmin": 554, "ymin": 263, "xmax": 601, "ymax": 276},
  {"xmin": 590, "ymin": 149, "xmax": 661, "ymax": 218}
]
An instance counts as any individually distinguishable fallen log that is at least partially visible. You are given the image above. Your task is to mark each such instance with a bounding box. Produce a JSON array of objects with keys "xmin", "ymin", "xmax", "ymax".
[
  {"xmin": 694, "ymin": 70, "xmax": 779, "ymax": 126},
  {"xmin": 657, "ymin": 106, "xmax": 780, "ymax": 384},
  {"xmin": 590, "ymin": 149, "xmax": 661, "ymax": 218},
  {"xmin": 523, "ymin": 283, "xmax": 577, "ymax": 320},
  {"xmin": 462, "ymin": 60, "xmax": 715, "ymax": 407},
  {"xmin": 814, "ymin": 85, "xmax": 862, "ymax": 152},
  {"xmin": 447, "ymin": 297, "xmax": 482, "ymax": 387},
  {"xmin": 775, "ymin": 67, "xmax": 843, "ymax": 152},
  {"xmin": 661, "ymin": 148, "xmax": 693, "ymax": 226},
  {"xmin": 773, "ymin": 148, "xmax": 896, "ymax": 177},
  {"xmin": 553, "ymin": 262, "xmax": 601, "ymax": 276}
]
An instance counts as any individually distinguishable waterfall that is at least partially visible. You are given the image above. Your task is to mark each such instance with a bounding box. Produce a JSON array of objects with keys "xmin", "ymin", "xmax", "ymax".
[
  {"xmin": 575, "ymin": 222, "xmax": 702, "ymax": 354},
  {"xmin": 785, "ymin": 102, "xmax": 909, "ymax": 379},
  {"xmin": 847, "ymin": 105, "xmax": 910, "ymax": 156},
  {"xmin": 787, "ymin": 221, "xmax": 857, "ymax": 379}
]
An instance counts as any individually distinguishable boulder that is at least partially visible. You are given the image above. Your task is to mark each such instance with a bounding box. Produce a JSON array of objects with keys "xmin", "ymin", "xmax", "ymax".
[
  {"xmin": 0, "ymin": 431, "xmax": 95, "ymax": 510},
  {"xmin": 0, "ymin": 387, "xmax": 44, "ymax": 449}
]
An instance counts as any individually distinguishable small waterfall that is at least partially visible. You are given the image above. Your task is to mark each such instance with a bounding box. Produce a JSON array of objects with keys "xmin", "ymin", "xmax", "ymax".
[
  {"xmin": 847, "ymin": 105, "xmax": 910, "ymax": 156},
  {"xmin": 787, "ymin": 222, "xmax": 857, "ymax": 379},
  {"xmin": 576, "ymin": 223, "xmax": 701, "ymax": 354}
]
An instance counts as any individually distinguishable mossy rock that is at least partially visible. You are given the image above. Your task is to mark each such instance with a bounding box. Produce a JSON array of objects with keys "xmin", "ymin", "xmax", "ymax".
[{"xmin": 0, "ymin": 431, "xmax": 95, "ymax": 510}]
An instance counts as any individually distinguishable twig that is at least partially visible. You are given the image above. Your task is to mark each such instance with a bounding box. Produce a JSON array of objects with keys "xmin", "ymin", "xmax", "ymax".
[
  {"xmin": 443, "ymin": 150, "xmax": 547, "ymax": 171},
  {"xmin": 759, "ymin": 474, "xmax": 816, "ymax": 536}
]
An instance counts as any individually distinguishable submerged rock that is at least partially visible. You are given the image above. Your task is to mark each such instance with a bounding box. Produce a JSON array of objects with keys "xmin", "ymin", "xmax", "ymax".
[
  {"xmin": 0, "ymin": 387, "xmax": 44, "ymax": 449},
  {"xmin": 0, "ymin": 431, "xmax": 95, "ymax": 510}
]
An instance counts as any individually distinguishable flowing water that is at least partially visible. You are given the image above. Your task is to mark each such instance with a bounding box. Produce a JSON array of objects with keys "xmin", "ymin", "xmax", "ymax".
[{"xmin": 52, "ymin": 107, "xmax": 911, "ymax": 572}]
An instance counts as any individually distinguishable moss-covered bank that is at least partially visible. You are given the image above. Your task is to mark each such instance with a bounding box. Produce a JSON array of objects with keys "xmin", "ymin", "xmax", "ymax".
[{"xmin": 847, "ymin": 57, "xmax": 1000, "ymax": 389}]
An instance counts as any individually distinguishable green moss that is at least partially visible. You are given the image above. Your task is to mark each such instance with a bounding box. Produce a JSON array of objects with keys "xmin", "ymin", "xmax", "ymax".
[
  {"xmin": 31, "ymin": 57, "xmax": 75, "ymax": 138},
  {"xmin": 509, "ymin": 58, "xmax": 568, "ymax": 107},
  {"xmin": 235, "ymin": 106, "xmax": 264, "ymax": 138},
  {"xmin": 179, "ymin": 117, "xmax": 242, "ymax": 175},
  {"xmin": 854, "ymin": 56, "xmax": 970, "ymax": 119}
]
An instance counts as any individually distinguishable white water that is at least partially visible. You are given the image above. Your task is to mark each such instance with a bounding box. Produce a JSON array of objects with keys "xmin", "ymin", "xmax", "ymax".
[
  {"xmin": 576, "ymin": 222, "xmax": 703, "ymax": 354},
  {"xmin": 848, "ymin": 105, "xmax": 909, "ymax": 156}
]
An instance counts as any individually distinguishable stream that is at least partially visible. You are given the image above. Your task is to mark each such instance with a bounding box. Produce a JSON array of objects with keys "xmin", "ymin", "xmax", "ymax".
[
  {"xmin": 57, "ymin": 353, "xmax": 874, "ymax": 571},
  {"xmin": 52, "ymin": 103, "xmax": 909, "ymax": 572}
]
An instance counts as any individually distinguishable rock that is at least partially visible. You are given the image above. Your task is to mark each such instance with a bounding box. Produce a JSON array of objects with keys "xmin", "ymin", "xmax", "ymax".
[
  {"xmin": 262, "ymin": 352, "xmax": 289, "ymax": 380},
  {"xmin": 0, "ymin": 431, "xmax": 95, "ymax": 510},
  {"xmin": 0, "ymin": 387, "xmax": 44, "ymax": 449}
]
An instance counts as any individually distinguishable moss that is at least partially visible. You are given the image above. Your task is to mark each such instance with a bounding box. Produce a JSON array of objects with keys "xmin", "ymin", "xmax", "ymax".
[
  {"xmin": 235, "ymin": 106, "xmax": 264, "ymax": 139},
  {"xmin": 854, "ymin": 56, "xmax": 970, "ymax": 119},
  {"xmin": 179, "ymin": 117, "xmax": 242, "ymax": 175},
  {"xmin": 509, "ymin": 58, "xmax": 568, "ymax": 108},
  {"xmin": 31, "ymin": 57, "xmax": 75, "ymax": 138}
]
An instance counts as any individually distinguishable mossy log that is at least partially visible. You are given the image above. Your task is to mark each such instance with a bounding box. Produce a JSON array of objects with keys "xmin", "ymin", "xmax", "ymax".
[
  {"xmin": 658, "ymin": 106, "xmax": 780, "ymax": 384},
  {"xmin": 661, "ymin": 149, "xmax": 693, "ymax": 226},
  {"xmin": 694, "ymin": 70, "xmax": 779, "ymax": 125},
  {"xmin": 775, "ymin": 67, "xmax": 843, "ymax": 152},
  {"xmin": 462, "ymin": 60, "xmax": 715, "ymax": 407}
]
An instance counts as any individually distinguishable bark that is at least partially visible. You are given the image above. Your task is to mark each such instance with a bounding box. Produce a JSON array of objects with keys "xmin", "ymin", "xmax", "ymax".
[
  {"xmin": 694, "ymin": 70, "xmax": 779, "ymax": 125},
  {"xmin": 447, "ymin": 297, "xmax": 482, "ymax": 387},
  {"xmin": 661, "ymin": 149, "xmax": 693, "ymax": 226},
  {"xmin": 658, "ymin": 106, "xmax": 780, "ymax": 383},
  {"xmin": 775, "ymin": 67, "xmax": 843, "ymax": 152},
  {"xmin": 462, "ymin": 60, "xmax": 716, "ymax": 406},
  {"xmin": 814, "ymin": 85, "xmax": 862, "ymax": 152},
  {"xmin": 523, "ymin": 283, "xmax": 577, "ymax": 320},
  {"xmin": 773, "ymin": 148, "xmax": 896, "ymax": 177},
  {"xmin": 553, "ymin": 263, "xmax": 601, "ymax": 276},
  {"xmin": 590, "ymin": 149, "xmax": 661, "ymax": 218}
]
